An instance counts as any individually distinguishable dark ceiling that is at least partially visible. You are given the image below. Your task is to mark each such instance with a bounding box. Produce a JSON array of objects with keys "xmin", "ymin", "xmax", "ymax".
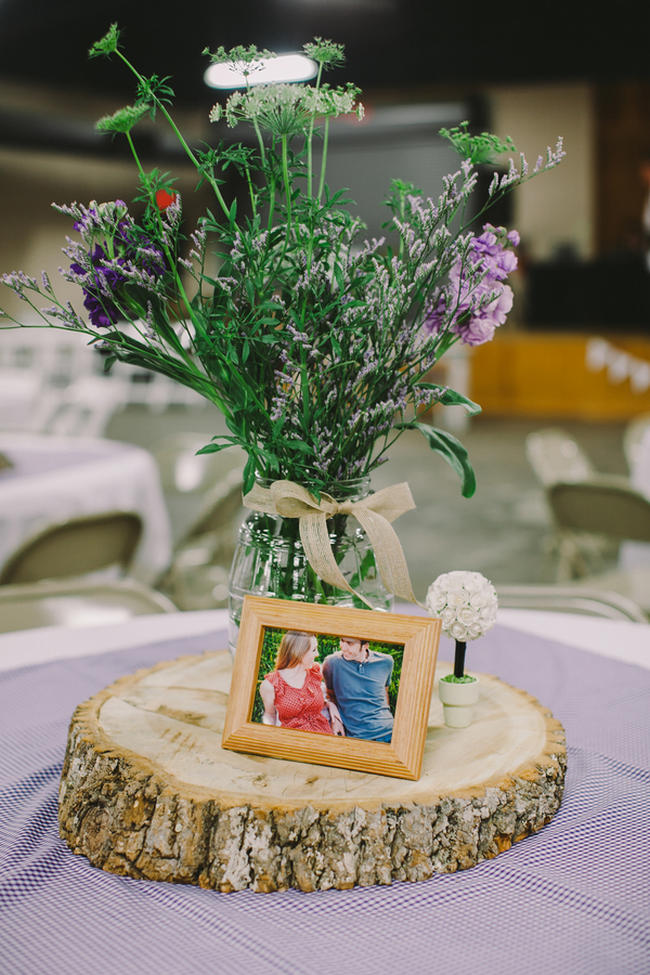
[{"xmin": 0, "ymin": 0, "xmax": 645, "ymax": 107}]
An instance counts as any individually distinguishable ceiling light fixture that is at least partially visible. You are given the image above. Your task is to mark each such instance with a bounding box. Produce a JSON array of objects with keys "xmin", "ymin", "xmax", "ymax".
[{"xmin": 204, "ymin": 54, "xmax": 318, "ymax": 89}]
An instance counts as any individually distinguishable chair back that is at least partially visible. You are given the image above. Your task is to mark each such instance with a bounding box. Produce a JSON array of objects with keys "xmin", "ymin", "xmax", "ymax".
[
  {"xmin": 526, "ymin": 428, "xmax": 595, "ymax": 486},
  {"xmin": 184, "ymin": 469, "xmax": 244, "ymax": 541},
  {"xmin": 0, "ymin": 511, "xmax": 143, "ymax": 585},
  {"xmin": 28, "ymin": 376, "xmax": 128, "ymax": 438},
  {"xmin": 156, "ymin": 469, "xmax": 243, "ymax": 605},
  {"xmin": 0, "ymin": 578, "xmax": 177, "ymax": 633},
  {"xmin": 623, "ymin": 412, "xmax": 650, "ymax": 472},
  {"xmin": 547, "ymin": 481, "xmax": 650, "ymax": 544},
  {"xmin": 152, "ymin": 433, "xmax": 245, "ymax": 494},
  {"xmin": 496, "ymin": 583, "xmax": 647, "ymax": 623}
]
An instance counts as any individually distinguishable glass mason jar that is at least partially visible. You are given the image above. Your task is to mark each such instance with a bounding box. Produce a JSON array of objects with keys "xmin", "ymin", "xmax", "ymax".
[{"xmin": 228, "ymin": 477, "xmax": 393, "ymax": 654}]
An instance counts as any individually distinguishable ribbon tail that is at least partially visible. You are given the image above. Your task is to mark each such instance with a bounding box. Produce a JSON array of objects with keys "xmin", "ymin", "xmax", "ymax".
[
  {"xmin": 353, "ymin": 508, "xmax": 421, "ymax": 605},
  {"xmin": 298, "ymin": 512, "xmax": 375, "ymax": 610}
]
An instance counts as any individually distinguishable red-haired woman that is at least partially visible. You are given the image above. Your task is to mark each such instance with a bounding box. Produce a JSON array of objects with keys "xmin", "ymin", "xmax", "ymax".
[{"xmin": 259, "ymin": 631, "xmax": 344, "ymax": 735}]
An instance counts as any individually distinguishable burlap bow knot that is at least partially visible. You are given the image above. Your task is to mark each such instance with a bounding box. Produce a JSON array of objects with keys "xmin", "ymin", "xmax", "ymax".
[{"xmin": 243, "ymin": 479, "xmax": 420, "ymax": 607}]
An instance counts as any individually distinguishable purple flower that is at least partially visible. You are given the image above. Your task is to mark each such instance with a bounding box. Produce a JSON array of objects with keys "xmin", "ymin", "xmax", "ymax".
[
  {"xmin": 82, "ymin": 289, "xmax": 122, "ymax": 328},
  {"xmin": 423, "ymin": 224, "xmax": 518, "ymax": 346},
  {"xmin": 454, "ymin": 282, "xmax": 513, "ymax": 345},
  {"xmin": 65, "ymin": 213, "xmax": 167, "ymax": 329},
  {"xmin": 471, "ymin": 225, "xmax": 518, "ymax": 280}
]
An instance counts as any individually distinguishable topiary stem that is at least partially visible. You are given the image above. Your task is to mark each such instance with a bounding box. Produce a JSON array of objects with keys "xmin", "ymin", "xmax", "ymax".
[{"xmin": 454, "ymin": 640, "xmax": 467, "ymax": 678}]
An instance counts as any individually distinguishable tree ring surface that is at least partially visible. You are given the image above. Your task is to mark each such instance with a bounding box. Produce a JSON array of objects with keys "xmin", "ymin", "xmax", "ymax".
[{"xmin": 59, "ymin": 650, "xmax": 566, "ymax": 892}]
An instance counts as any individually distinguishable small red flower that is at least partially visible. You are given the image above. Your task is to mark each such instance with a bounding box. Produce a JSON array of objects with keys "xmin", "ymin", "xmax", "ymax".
[{"xmin": 155, "ymin": 188, "xmax": 177, "ymax": 211}]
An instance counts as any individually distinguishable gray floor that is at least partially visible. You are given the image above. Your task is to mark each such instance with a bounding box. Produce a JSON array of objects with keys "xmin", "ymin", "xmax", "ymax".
[{"xmin": 107, "ymin": 405, "xmax": 630, "ymax": 599}]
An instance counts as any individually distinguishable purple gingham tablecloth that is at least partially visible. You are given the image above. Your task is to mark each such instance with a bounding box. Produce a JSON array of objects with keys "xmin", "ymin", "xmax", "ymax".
[{"xmin": 1, "ymin": 624, "xmax": 649, "ymax": 975}]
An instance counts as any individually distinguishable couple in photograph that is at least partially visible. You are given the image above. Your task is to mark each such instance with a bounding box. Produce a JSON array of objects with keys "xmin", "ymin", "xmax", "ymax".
[{"xmin": 260, "ymin": 631, "xmax": 394, "ymax": 742}]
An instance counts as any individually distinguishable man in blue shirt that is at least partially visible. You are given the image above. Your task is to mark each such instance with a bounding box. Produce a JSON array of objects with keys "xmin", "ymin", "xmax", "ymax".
[{"xmin": 322, "ymin": 636, "xmax": 394, "ymax": 742}]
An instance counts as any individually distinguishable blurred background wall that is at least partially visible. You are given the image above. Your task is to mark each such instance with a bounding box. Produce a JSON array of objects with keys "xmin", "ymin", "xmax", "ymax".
[
  {"xmin": 1, "ymin": 1, "xmax": 649, "ymax": 413},
  {"xmin": 488, "ymin": 83, "xmax": 594, "ymax": 261}
]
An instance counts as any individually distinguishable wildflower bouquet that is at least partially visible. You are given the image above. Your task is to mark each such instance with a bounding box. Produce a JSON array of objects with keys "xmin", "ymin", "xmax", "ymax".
[{"xmin": 1, "ymin": 24, "xmax": 564, "ymax": 611}]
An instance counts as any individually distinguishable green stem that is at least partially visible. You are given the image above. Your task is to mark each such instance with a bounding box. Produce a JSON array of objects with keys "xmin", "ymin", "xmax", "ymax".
[
  {"xmin": 306, "ymin": 63, "xmax": 324, "ymax": 199},
  {"xmin": 252, "ymin": 118, "xmax": 267, "ymax": 168},
  {"xmin": 266, "ymin": 169, "xmax": 276, "ymax": 233},
  {"xmin": 244, "ymin": 162, "xmax": 258, "ymax": 219},
  {"xmin": 300, "ymin": 346, "xmax": 310, "ymax": 426},
  {"xmin": 317, "ymin": 117, "xmax": 330, "ymax": 202},
  {"xmin": 281, "ymin": 136, "xmax": 292, "ymax": 232},
  {"xmin": 124, "ymin": 132, "xmax": 198, "ymax": 351},
  {"xmin": 115, "ymin": 50, "xmax": 231, "ymax": 221},
  {"xmin": 454, "ymin": 640, "xmax": 467, "ymax": 678}
]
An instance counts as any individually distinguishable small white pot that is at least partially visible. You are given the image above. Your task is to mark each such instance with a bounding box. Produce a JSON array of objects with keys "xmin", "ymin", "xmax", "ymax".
[{"xmin": 438, "ymin": 675, "xmax": 479, "ymax": 728}]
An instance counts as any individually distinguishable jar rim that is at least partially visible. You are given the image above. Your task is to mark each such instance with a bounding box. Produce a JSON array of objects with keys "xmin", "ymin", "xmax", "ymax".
[{"xmin": 254, "ymin": 474, "xmax": 371, "ymax": 498}]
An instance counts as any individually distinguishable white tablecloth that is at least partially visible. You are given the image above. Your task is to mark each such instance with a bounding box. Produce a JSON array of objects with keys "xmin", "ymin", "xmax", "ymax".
[
  {"xmin": 0, "ymin": 433, "xmax": 172, "ymax": 584},
  {"xmin": 0, "ymin": 606, "xmax": 647, "ymax": 673}
]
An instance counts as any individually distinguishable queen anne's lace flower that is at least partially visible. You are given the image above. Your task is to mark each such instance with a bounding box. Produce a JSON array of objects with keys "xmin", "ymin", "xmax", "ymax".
[
  {"xmin": 212, "ymin": 81, "xmax": 363, "ymax": 136},
  {"xmin": 426, "ymin": 570, "xmax": 498, "ymax": 641}
]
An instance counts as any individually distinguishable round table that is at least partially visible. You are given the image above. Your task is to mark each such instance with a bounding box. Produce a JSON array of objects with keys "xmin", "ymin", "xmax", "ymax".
[{"xmin": 0, "ymin": 433, "xmax": 172, "ymax": 583}]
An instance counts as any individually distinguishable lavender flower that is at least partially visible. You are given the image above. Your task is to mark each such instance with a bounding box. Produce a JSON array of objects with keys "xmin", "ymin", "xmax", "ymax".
[
  {"xmin": 64, "ymin": 216, "xmax": 167, "ymax": 329},
  {"xmin": 423, "ymin": 224, "xmax": 519, "ymax": 347}
]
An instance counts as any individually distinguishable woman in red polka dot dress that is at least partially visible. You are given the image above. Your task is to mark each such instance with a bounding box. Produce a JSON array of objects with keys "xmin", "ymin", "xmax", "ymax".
[{"xmin": 260, "ymin": 631, "xmax": 345, "ymax": 735}]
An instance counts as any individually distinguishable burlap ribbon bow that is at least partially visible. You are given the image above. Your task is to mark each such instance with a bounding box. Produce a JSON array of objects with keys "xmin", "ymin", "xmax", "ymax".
[{"xmin": 243, "ymin": 479, "xmax": 420, "ymax": 608}]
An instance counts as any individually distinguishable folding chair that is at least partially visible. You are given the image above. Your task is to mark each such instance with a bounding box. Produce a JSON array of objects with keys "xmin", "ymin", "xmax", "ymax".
[{"xmin": 0, "ymin": 511, "xmax": 143, "ymax": 585}]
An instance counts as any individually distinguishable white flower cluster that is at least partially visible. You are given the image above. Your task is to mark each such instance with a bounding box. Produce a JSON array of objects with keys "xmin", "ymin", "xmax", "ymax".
[
  {"xmin": 209, "ymin": 81, "xmax": 363, "ymax": 136},
  {"xmin": 425, "ymin": 570, "xmax": 498, "ymax": 642}
]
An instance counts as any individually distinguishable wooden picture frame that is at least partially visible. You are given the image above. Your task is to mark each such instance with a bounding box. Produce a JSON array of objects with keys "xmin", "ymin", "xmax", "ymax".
[{"xmin": 222, "ymin": 596, "xmax": 441, "ymax": 780}]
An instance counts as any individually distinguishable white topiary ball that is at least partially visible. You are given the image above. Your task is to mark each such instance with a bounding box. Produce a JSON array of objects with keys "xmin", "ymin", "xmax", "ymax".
[{"xmin": 426, "ymin": 570, "xmax": 498, "ymax": 642}]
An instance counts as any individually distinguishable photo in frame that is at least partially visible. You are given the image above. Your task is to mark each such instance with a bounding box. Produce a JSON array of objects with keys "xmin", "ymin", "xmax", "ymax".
[{"xmin": 222, "ymin": 596, "xmax": 441, "ymax": 780}]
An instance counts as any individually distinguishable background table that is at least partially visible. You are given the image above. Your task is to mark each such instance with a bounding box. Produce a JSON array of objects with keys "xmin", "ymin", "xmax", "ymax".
[
  {"xmin": 0, "ymin": 433, "xmax": 172, "ymax": 584},
  {"xmin": 0, "ymin": 608, "xmax": 648, "ymax": 975}
]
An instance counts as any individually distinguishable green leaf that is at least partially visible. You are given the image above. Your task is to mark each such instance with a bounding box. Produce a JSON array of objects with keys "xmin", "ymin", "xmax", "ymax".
[
  {"xmin": 136, "ymin": 74, "xmax": 175, "ymax": 110},
  {"xmin": 439, "ymin": 120, "xmax": 516, "ymax": 165},
  {"xmin": 195, "ymin": 439, "xmax": 239, "ymax": 455},
  {"xmin": 416, "ymin": 383, "xmax": 482, "ymax": 416},
  {"xmin": 283, "ymin": 439, "xmax": 313, "ymax": 455},
  {"xmin": 399, "ymin": 421, "xmax": 477, "ymax": 498},
  {"xmin": 242, "ymin": 454, "xmax": 257, "ymax": 495}
]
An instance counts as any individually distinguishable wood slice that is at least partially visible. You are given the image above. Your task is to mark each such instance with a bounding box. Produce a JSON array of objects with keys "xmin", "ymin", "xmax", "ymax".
[{"xmin": 59, "ymin": 651, "xmax": 566, "ymax": 893}]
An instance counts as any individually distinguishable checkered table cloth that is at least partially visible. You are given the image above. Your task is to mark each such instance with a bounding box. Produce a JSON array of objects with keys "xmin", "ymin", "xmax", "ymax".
[{"xmin": 1, "ymin": 624, "xmax": 649, "ymax": 975}]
